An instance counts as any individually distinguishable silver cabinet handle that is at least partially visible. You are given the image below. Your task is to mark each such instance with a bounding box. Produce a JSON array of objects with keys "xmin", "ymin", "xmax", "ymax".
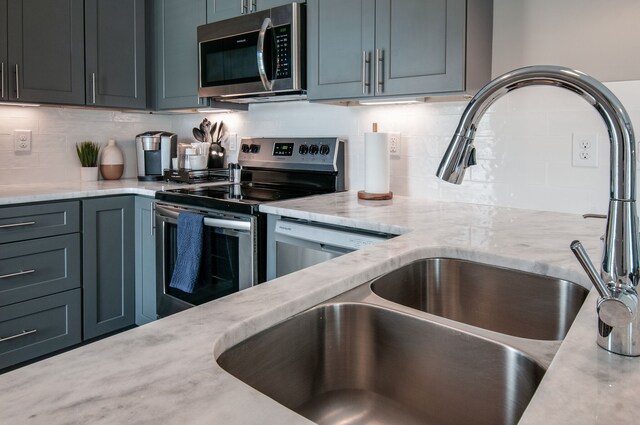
[
  {"xmin": 250, "ymin": 0, "xmax": 256, "ymax": 12},
  {"xmin": 0, "ymin": 221, "xmax": 35, "ymax": 229},
  {"xmin": 0, "ymin": 329, "xmax": 37, "ymax": 343},
  {"xmin": 1, "ymin": 62, "xmax": 4, "ymax": 99},
  {"xmin": 362, "ymin": 51, "xmax": 371, "ymax": 94},
  {"xmin": 0, "ymin": 269, "xmax": 36, "ymax": 280},
  {"xmin": 151, "ymin": 203, "xmax": 156, "ymax": 236},
  {"xmin": 257, "ymin": 17, "xmax": 274, "ymax": 91},
  {"xmin": 14, "ymin": 64, "xmax": 19, "ymax": 99},
  {"xmin": 241, "ymin": 0, "xmax": 248, "ymax": 14},
  {"xmin": 91, "ymin": 73, "xmax": 96, "ymax": 104},
  {"xmin": 375, "ymin": 49, "xmax": 384, "ymax": 94}
]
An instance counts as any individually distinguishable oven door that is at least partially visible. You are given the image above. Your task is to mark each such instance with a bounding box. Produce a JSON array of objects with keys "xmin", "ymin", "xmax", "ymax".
[{"xmin": 155, "ymin": 203, "xmax": 257, "ymax": 318}]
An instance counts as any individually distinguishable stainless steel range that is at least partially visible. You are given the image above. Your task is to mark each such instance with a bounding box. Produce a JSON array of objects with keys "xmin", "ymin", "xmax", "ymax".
[{"xmin": 154, "ymin": 137, "xmax": 346, "ymax": 317}]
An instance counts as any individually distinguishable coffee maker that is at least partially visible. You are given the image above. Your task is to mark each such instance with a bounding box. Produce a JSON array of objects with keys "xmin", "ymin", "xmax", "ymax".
[{"xmin": 135, "ymin": 131, "xmax": 177, "ymax": 181}]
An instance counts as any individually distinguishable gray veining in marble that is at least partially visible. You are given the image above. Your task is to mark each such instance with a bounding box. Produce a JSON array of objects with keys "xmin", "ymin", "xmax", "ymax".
[{"xmin": 0, "ymin": 186, "xmax": 637, "ymax": 424}]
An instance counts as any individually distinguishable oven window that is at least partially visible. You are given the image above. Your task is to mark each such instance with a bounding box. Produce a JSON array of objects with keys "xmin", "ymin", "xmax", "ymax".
[
  {"xmin": 200, "ymin": 29, "xmax": 275, "ymax": 88},
  {"xmin": 164, "ymin": 222, "xmax": 241, "ymax": 305}
]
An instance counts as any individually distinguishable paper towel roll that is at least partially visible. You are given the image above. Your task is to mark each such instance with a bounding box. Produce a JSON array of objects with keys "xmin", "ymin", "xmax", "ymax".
[{"xmin": 364, "ymin": 132, "xmax": 390, "ymax": 194}]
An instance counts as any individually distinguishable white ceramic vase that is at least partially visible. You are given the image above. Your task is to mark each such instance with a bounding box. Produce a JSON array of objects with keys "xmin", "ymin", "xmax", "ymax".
[
  {"xmin": 80, "ymin": 166, "xmax": 99, "ymax": 182},
  {"xmin": 100, "ymin": 139, "xmax": 124, "ymax": 180}
]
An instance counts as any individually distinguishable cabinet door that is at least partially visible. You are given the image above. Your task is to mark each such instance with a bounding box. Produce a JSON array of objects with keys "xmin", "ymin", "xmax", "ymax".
[
  {"xmin": 257, "ymin": 0, "xmax": 300, "ymax": 10},
  {"xmin": 0, "ymin": 0, "xmax": 7, "ymax": 101},
  {"xmin": 307, "ymin": 0, "xmax": 376, "ymax": 101},
  {"xmin": 375, "ymin": 0, "xmax": 466, "ymax": 96},
  {"xmin": 6, "ymin": 0, "xmax": 85, "ymax": 105},
  {"xmin": 155, "ymin": 0, "xmax": 207, "ymax": 110},
  {"xmin": 206, "ymin": 0, "xmax": 243, "ymax": 23},
  {"xmin": 85, "ymin": 0, "xmax": 146, "ymax": 109},
  {"xmin": 134, "ymin": 197, "xmax": 156, "ymax": 325},
  {"xmin": 82, "ymin": 197, "xmax": 135, "ymax": 340}
]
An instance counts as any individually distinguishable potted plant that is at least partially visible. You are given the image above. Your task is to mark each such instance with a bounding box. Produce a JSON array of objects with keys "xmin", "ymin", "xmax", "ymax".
[{"xmin": 76, "ymin": 141, "xmax": 101, "ymax": 181}]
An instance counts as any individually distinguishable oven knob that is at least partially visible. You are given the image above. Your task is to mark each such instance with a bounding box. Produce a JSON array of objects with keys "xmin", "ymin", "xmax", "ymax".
[
  {"xmin": 309, "ymin": 144, "xmax": 319, "ymax": 155},
  {"xmin": 298, "ymin": 144, "xmax": 309, "ymax": 155},
  {"xmin": 241, "ymin": 144, "xmax": 250, "ymax": 153},
  {"xmin": 250, "ymin": 144, "xmax": 260, "ymax": 153},
  {"xmin": 319, "ymin": 144, "xmax": 331, "ymax": 155}
]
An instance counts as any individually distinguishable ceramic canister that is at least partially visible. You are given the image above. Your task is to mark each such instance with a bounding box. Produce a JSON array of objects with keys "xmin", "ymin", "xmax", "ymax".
[{"xmin": 100, "ymin": 139, "xmax": 124, "ymax": 180}]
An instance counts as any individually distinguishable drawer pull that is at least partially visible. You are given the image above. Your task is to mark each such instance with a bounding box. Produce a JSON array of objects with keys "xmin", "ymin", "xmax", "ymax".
[
  {"xmin": 0, "ymin": 269, "xmax": 35, "ymax": 280},
  {"xmin": 0, "ymin": 329, "xmax": 37, "ymax": 342},
  {"xmin": 0, "ymin": 221, "xmax": 36, "ymax": 229}
]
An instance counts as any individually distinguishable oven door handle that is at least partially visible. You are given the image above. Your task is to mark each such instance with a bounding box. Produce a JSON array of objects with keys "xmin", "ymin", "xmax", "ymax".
[
  {"xmin": 203, "ymin": 217, "xmax": 251, "ymax": 232},
  {"xmin": 257, "ymin": 17, "xmax": 274, "ymax": 92},
  {"xmin": 156, "ymin": 204, "xmax": 251, "ymax": 232}
]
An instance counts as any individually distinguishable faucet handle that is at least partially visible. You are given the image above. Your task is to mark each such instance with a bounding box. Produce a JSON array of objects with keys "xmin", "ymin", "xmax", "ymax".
[
  {"xmin": 598, "ymin": 292, "xmax": 638, "ymax": 328},
  {"xmin": 571, "ymin": 240, "xmax": 638, "ymax": 327}
]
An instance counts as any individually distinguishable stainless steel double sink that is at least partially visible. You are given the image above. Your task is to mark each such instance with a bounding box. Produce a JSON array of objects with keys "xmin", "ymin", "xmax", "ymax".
[{"xmin": 218, "ymin": 258, "xmax": 589, "ymax": 425}]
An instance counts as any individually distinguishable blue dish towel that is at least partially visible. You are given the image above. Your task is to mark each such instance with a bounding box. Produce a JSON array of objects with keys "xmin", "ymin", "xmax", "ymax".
[{"xmin": 169, "ymin": 212, "xmax": 204, "ymax": 294}]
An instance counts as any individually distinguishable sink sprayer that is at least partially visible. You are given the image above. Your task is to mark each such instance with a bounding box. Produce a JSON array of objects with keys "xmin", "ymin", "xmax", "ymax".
[{"xmin": 436, "ymin": 65, "xmax": 640, "ymax": 356}]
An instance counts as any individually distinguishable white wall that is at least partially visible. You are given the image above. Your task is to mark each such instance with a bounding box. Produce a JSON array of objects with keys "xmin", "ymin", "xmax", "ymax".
[
  {"xmin": 492, "ymin": 0, "xmax": 640, "ymax": 81},
  {"xmin": 0, "ymin": 107, "xmax": 171, "ymax": 184},
  {"xmin": 175, "ymin": 79, "xmax": 640, "ymax": 215}
]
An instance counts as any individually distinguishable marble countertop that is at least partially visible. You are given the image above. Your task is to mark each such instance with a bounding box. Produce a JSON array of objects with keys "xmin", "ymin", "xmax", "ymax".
[{"xmin": 0, "ymin": 186, "xmax": 637, "ymax": 424}]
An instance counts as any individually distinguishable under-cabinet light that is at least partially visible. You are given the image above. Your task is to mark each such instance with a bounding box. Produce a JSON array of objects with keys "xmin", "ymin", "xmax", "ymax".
[{"xmin": 0, "ymin": 102, "xmax": 40, "ymax": 107}]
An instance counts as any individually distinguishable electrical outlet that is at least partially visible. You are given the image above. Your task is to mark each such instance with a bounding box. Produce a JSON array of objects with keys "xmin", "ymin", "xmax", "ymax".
[
  {"xmin": 572, "ymin": 132, "xmax": 598, "ymax": 167},
  {"xmin": 389, "ymin": 132, "xmax": 401, "ymax": 155},
  {"xmin": 227, "ymin": 133, "xmax": 238, "ymax": 151},
  {"xmin": 14, "ymin": 130, "xmax": 32, "ymax": 152}
]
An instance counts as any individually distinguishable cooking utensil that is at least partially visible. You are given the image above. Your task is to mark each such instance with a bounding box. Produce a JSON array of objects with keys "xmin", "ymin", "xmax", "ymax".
[{"xmin": 192, "ymin": 128, "xmax": 205, "ymax": 142}]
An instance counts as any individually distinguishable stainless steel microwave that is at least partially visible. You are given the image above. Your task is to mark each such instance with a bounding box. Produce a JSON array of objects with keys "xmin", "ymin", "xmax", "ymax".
[{"xmin": 197, "ymin": 2, "xmax": 305, "ymax": 101}]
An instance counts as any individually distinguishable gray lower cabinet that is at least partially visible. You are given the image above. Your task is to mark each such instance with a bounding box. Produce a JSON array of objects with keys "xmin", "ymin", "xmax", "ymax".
[
  {"xmin": 85, "ymin": 0, "xmax": 146, "ymax": 109},
  {"xmin": 134, "ymin": 197, "xmax": 156, "ymax": 325},
  {"xmin": 0, "ymin": 234, "xmax": 81, "ymax": 307},
  {"xmin": 154, "ymin": 0, "xmax": 207, "ymax": 110},
  {"xmin": 307, "ymin": 0, "xmax": 493, "ymax": 101},
  {"xmin": 0, "ymin": 289, "xmax": 82, "ymax": 370},
  {"xmin": 4, "ymin": 0, "xmax": 85, "ymax": 105},
  {"xmin": 0, "ymin": 200, "xmax": 81, "ymax": 370},
  {"xmin": 82, "ymin": 196, "xmax": 135, "ymax": 340}
]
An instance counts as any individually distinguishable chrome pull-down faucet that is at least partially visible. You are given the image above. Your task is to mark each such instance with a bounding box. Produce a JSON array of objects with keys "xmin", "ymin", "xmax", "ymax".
[{"xmin": 436, "ymin": 65, "xmax": 640, "ymax": 356}]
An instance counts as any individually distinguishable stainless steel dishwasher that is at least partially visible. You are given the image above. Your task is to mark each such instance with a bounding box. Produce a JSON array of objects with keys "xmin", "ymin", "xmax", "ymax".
[{"xmin": 266, "ymin": 217, "xmax": 394, "ymax": 280}]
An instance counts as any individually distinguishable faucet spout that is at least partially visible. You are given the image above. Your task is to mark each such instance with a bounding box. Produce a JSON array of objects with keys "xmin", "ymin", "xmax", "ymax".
[{"xmin": 437, "ymin": 65, "xmax": 640, "ymax": 356}]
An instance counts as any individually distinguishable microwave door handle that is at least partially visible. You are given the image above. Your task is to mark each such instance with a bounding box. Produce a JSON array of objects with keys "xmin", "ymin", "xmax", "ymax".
[{"xmin": 257, "ymin": 17, "xmax": 274, "ymax": 91}]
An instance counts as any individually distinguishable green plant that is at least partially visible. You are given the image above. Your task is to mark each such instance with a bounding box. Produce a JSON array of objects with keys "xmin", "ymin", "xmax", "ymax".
[{"xmin": 76, "ymin": 141, "xmax": 101, "ymax": 167}]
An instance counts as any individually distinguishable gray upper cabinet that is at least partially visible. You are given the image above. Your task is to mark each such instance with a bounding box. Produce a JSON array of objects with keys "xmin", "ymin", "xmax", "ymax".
[
  {"xmin": 307, "ymin": 0, "xmax": 375, "ymax": 100},
  {"xmin": 5, "ymin": 0, "xmax": 85, "ymax": 105},
  {"xmin": 206, "ymin": 0, "xmax": 243, "ymax": 22},
  {"xmin": 0, "ymin": 0, "xmax": 7, "ymax": 101},
  {"xmin": 307, "ymin": 0, "xmax": 493, "ymax": 101},
  {"xmin": 206, "ymin": 0, "xmax": 300, "ymax": 23},
  {"xmin": 154, "ymin": 0, "xmax": 207, "ymax": 110},
  {"xmin": 82, "ymin": 196, "xmax": 135, "ymax": 340},
  {"xmin": 85, "ymin": 0, "xmax": 146, "ymax": 109}
]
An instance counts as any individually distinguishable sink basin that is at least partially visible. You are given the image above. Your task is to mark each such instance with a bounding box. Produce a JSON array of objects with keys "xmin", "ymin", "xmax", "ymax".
[
  {"xmin": 218, "ymin": 303, "xmax": 545, "ymax": 425},
  {"xmin": 370, "ymin": 258, "xmax": 589, "ymax": 340}
]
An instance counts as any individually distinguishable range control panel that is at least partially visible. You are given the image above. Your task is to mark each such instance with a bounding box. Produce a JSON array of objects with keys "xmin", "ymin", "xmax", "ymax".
[{"xmin": 238, "ymin": 137, "xmax": 345, "ymax": 172}]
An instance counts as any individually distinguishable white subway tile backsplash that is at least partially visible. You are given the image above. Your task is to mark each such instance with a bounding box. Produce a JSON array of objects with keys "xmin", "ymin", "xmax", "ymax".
[{"xmin": 2, "ymin": 80, "xmax": 639, "ymax": 215}]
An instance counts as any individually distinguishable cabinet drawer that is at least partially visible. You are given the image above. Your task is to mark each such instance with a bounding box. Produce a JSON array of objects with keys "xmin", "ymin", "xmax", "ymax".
[
  {"xmin": 0, "ymin": 234, "xmax": 81, "ymax": 307},
  {"xmin": 0, "ymin": 289, "xmax": 81, "ymax": 369},
  {"xmin": 0, "ymin": 201, "xmax": 80, "ymax": 244}
]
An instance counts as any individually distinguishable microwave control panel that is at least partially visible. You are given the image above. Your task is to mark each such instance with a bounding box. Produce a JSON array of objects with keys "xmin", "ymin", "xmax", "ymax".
[{"xmin": 274, "ymin": 25, "xmax": 291, "ymax": 79}]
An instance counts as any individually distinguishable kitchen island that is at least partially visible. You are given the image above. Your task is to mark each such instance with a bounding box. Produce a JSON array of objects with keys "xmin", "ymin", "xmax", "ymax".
[{"xmin": 0, "ymin": 184, "xmax": 637, "ymax": 424}]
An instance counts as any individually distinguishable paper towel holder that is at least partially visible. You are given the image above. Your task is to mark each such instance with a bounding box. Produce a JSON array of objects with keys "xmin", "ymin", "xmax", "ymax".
[{"xmin": 358, "ymin": 122, "xmax": 393, "ymax": 201}]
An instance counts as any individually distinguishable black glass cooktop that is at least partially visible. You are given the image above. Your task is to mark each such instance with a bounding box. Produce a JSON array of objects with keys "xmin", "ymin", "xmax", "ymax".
[{"xmin": 156, "ymin": 182, "xmax": 322, "ymax": 214}]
